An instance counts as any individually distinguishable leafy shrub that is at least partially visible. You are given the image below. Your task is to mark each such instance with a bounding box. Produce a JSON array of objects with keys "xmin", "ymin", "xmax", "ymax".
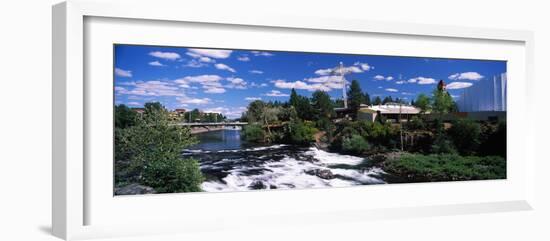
[
  {"xmin": 242, "ymin": 124, "xmax": 265, "ymax": 142},
  {"xmin": 448, "ymin": 118, "xmax": 481, "ymax": 155},
  {"xmin": 287, "ymin": 120, "xmax": 317, "ymax": 145},
  {"xmin": 115, "ymin": 102, "xmax": 203, "ymax": 193},
  {"xmin": 385, "ymin": 154, "xmax": 506, "ymax": 181},
  {"xmin": 342, "ymin": 134, "xmax": 370, "ymax": 154}
]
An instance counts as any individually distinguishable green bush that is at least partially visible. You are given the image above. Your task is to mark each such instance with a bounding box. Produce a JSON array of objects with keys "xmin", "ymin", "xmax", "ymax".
[
  {"xmin": 385, "ymin": 154, "xmax": 506, "ymax": 181},
  {"xmin": 448, "ymin": 118, "xmax": 481, "ymax": 155},
  {"xmin": 342, "ymin": 134, "xmax": 370, "ymax": 154},
  {"xmin": 243, "ymin": 124, "xmax": 265, "ymax": 142},
  {"xmin": 287, "ymin": 120, "xmax": 317, "ymax": 145},
  {"xmin": 114, "ymin": 102, "xmax": 203, "ymax": 193}
]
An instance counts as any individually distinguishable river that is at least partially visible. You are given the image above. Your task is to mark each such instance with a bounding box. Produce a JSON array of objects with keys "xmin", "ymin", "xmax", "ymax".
[{"xmin": 184, "ymin": 129, "xmax": 387, "ymax": 192}]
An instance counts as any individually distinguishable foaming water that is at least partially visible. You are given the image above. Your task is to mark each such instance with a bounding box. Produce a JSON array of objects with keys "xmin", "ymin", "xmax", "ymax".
[{"xmin": 187, "ymin": 144, "xmax": 386, "ymax": 192}]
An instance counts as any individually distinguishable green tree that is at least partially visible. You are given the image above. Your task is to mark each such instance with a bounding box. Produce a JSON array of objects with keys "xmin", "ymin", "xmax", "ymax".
[
  {"xmin": 448, "ymin": 118, "xmax": 481, "ymax": 155},
  {"xmin": 382, "ymin": 96, "xmax": 393, "ymax": 104},
  {"xmin": 246, "ymin": 100, "xmax": 266, "ymax": 123},
  {"xmin": 432, "ymin": 88, "xmax": 454, "ymax": 114},
  {"xmin": 289, "ymin": 88, "xmax": 299, "ymax": 108},
  {"xmin": 261, "ymin": 106, "xmax": 280, "ymax": 142},
  {"xmin": 312, "ymin": 90, "xmax": 335, "ymax": 119},
  {"xmin": 414, "ymin": 94, "xmax": 431, "ymax": 113},
  {"xmin": 115, "ymin": 104, "xmax": 138, "ymax": 128},
  {"xmin": 363, "ymin": 92, "xmax": 371, "ymax": 106},
  {"xmin": 287, "ymin": 120, "xmax": 317, "ymax": 145},
  {"xmin": 115, "ymin": 102, "xmax": 203, "ymax": 193},
  {"xmin": 372, "ymin": 96, "xmax": 382, "ymax": 105},
  {"xmin": 243, "ymin": 124, "xmax": 265, "ymax": 142},
  {"xmin": 348, "ymin": 80, "xmax": 365, "ymax": 113}
]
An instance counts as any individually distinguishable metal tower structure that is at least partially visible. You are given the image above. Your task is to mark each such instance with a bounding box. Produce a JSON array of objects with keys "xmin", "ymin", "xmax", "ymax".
[{"xmin": 332, "ymin": 62, "xmax": 348, "ymax": 109}]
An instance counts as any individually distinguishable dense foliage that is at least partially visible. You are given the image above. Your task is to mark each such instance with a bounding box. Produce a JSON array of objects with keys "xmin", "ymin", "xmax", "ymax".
[
  {"xmin": 385, "ymin": 154, "xmax": 506, "ymax": 181},
  {"xmin": 114, "ymin": 102, "xmax": 203, "ymax": 193}
]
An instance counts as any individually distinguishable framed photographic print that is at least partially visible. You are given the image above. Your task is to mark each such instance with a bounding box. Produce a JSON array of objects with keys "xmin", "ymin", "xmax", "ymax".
[{"xmin": 53, "ymin": 0, "xmax": 535, "ymax": 240}]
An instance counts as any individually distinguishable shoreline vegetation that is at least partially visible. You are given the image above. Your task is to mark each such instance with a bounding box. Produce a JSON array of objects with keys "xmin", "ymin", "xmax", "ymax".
[{"xmin": 114, "ymin": 80, "xmax": 506, "ymax": 195}]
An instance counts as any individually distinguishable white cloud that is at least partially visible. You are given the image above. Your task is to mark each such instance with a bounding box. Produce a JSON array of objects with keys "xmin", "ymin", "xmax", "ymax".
[
  {"xmin": 408, "ymin": 76, "xmax": 437, "ymax": 85},
  {"xmin": 315, "ymin": 64, "xmax": 364, "ymax": 76},
  {"xmin": 215, "ymin": 63, "xmax": 236, "ymax": 73},
  {"xmin": 373, "ymin": 75, "xmax": 393, "ymax": 81},
  {"xmin": 115, "ymin": 80, "xmax": 182, "ymax": 96},
  {"xmin": 271, "ymin": 79, "xmax": 332, "ymax": 92},
  {"xmin": 251, "ymin": 51, "xmax": 274, "ymax": 57},
  {"xmin": 385, "ymin": 88, "xmax": 398, "ymax": 92},
  {"xmin": 446, "ymin": 82, "xmax": 474, "ymax": 89},
  {"xmin": 175, "ymin": 75, "xmax": 226, "ymax": 94},
  {"xmin": 314, "ymin": 68, "xmax": 333, "ymax": 76},
  {"xmin": 396, "ymin": 80, "xmax": 406, "ymax": 84},
  {"xmin": 448, "ymin": 72, "xmax": 484, "ymax": 81},
  {"xmin": 237, "ymin": 56, "xmax": 250, "ymax": 62},
  {"xmin": 245, "ymin": 97, "xmax": 262, "ymax": 101},
  {"xmin": 177, "ymin": 96, "xmax": 211, "ymax": 105},
  {"xmin": 204, "ymin": 87, "xmax": 226, "ymax": 93},
  {"xmin": 187, "ymin": 48, "xmax": 232, "ymax": 59},
  {"xmin": 401, "ymin": 92, "xmax": 415, "ymax": 95},
  {"xmin": 250, "ymin": 82, "xmax": 268, "ymax": 88},
  {"xmin": 249, "ymin": 70, "xmax": 264, "ymax": 74},
  {"xmin": 226, "ymin": 77, "xmax": 247, "ymax": 89},
  {"xmin": 115, "ymin": 68, "xmax": 132, "ymax": 77},
  {"xmin": 149, "ymin": 51, "xmax": 181, "ymax": 60},
  {"xmin": 148, "ymin": 61, "xmax": 164, "ymax": 67},
  {"xmin": 184, "ymin": 59, "xmax": 207, "ymax": 68},
  {"xmin": 264, "ymin": 90, "xmax": 290, "ymax": 97},
  {"xmin": 353, "ymin": 62, "xmax": 373, "ymax": 71}
]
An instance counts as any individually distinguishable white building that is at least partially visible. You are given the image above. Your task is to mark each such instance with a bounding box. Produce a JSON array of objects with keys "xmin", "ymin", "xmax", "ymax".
[{"xmin": 456, "ymin": 73, "xmax": 507, "ymax": 112}]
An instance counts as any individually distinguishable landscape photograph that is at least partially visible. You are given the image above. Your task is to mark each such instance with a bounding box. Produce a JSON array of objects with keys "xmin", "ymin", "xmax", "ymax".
[{"xmin": 113, "ymin": 44, "xmax": 507, "ymax": 195}]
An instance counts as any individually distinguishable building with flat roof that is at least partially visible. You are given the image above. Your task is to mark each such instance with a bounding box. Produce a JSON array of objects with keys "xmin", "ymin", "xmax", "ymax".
[{"xmin": 357, "ymin": 103, "xmax": 421, "ymax": 123}]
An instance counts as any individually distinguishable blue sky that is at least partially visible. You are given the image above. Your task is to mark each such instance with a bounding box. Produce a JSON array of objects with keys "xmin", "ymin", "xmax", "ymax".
[{"xmin": 114, "ymin": 44, "xmax": 506, "ymax": 119}]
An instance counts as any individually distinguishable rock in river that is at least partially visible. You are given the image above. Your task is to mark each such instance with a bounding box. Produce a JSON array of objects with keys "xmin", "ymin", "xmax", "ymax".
[{"xmin": 305, "ymin": 169, "xmax": 335, "ymax": 179}]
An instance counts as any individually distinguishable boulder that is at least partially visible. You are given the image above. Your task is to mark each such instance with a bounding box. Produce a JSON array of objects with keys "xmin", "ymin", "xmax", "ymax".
[
  {"xmin": 305, "ymin": 169, "xmax": 335, "ymax": 179},
  {"xmin": 248, "ymin": 180, "xmax": 267, "ymax": 189},
  {"xmin": 115, "ymin": 183, "xmax": 156, "ymax": 195}
]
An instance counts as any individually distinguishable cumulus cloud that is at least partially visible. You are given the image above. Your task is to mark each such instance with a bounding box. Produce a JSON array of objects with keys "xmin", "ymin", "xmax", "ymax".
[
  {"xmin": 245, "ymin": 97, "xmax": 262, "ymax": 101},
  {"xmin": 449, "ymin": 72, "xmax": 484, "ymax": 81},
  {"xmin": 446, "ymin": 82, "xmax": 474, "ymax": 89},
  {"xmin": 408, "ymin": 76, "xmax": 437, "ymax": 85},
  {"xmin": 226, "ymin": 77, "xmax": 247, "ymax": 89},
  {"xmin": 215, "ymin": 63, "xmax": 236, "ymax": 73},
  {"xmin": 315, "ymin": 64, "xmax": 365, "ymax": 76},
  {"xmin": 385, "ymin": 88, "xmax": 399, "ymax": 92},
  {"xmin": 187, "ymin": 48, "xmax": 232, "ymax": 59},
  {"xmin": 177, "ymin": 96, "xmax": 211, "ymax": 105},
  {"xmin": 148, "ymin": 61, "xmax": 164, "ymax": 67},
  {"xmin": 249, "ymin": 70, "xmax": 264, "ymax": 74},
  {"xmin": 353, "ymin": 62, "xmax": 373, "ymax": 71},
  {"xmin": 271, "ymin": 79, "xmax": 332, "ymax": 92},
  {"xmin": 373, "ymin": 75, "xmax": 393, "ymax": 81},
  {"xmin": 115, "ymin": 80, "xmax": 182, "ymax": 96},
  {"xmin": 115, "ymin": 68, "xmax": 132, "ymax": 77},
  {"xmin": 175, "ymin": 75, "xmax": 226, "ymax": 94},
  {"xmin": 396, "ymin": 80, "xmax": 406, "ymax": 84},
  {"xmin": 264, "ymin": 90, "xmax": 289, "ymax": 97},
  {"xmin": 149, "ymin": 51, "xmax": 181, "ymax": 60}
]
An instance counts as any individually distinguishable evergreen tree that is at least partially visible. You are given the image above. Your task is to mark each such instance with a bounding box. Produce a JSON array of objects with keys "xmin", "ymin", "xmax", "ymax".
[
  {"xmin": 347, "ymin": 80, "xmax": 365, "ymax": 115},
  {"xmin": 372, "ymin": 96, "xmax": 382, "ymax": 105},
  {"xmin": 363, "ymin": 92, "xmax": 371, "ymax": 106}
]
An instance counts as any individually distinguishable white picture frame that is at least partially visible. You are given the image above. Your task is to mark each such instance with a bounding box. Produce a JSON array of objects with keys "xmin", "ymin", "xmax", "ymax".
[{"xmin": 52, "ymin": 0, "xmax": 536, "ymax": 240}]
